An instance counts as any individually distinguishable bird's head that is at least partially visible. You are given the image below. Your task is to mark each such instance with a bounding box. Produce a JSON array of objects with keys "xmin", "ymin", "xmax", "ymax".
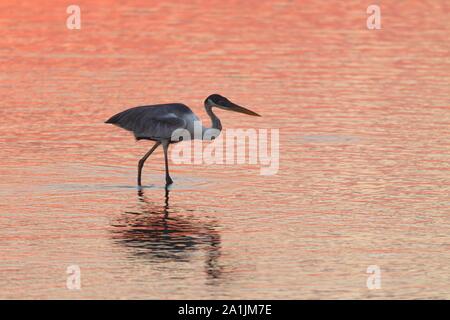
[{"xmin": 205, "ymin": 94, "xmax": 261, "ymax": 117}]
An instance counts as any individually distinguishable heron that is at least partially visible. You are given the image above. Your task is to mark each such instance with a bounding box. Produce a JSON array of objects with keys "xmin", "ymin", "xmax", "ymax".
[{"xmin": 105, "ymin": 94, "xmax": 260, "ymax": 186}]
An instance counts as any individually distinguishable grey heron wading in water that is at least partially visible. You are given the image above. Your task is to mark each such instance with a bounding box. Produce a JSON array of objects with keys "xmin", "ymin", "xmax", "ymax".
[{"xmin": 105, "ymin": 94, "xmax": 260, "ymax": 186}]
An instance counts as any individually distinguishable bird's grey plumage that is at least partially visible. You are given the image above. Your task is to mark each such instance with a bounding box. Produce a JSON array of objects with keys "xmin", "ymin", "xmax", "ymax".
[
  {"xmin": 105, "ymin": 103, "xmax": 199, "ymax": 141},
  {"xmin": 105, "ymin": 94, "xmax": 260, "ymax": 186}
]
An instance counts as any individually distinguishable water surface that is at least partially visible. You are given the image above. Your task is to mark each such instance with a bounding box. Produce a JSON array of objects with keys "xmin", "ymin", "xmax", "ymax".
[{"xmin": 0, "ymin": 0, "xmax": 449, "ymax": 299}]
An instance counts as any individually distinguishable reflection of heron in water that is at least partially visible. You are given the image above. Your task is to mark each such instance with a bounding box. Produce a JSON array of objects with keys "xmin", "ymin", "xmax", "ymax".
[{"xmin": 111, "ymin": 187, "xmax": 222, "ymax": 279}]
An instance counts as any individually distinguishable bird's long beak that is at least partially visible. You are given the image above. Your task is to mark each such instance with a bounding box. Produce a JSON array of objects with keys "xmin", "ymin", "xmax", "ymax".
[{"xmin": 222, "ymin": 100, "xmax": 261, "ymax": 117}]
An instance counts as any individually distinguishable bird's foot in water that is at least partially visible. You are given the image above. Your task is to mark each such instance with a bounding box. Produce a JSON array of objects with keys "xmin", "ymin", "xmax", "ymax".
[{"xmin": 166, "ymin": 176, "xmax": 174, "ymax": 185}]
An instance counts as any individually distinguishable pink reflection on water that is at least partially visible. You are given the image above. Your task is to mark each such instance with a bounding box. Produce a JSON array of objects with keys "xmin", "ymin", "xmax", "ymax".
[{"xmin": 0, "ymin": 0, "xmax": 449, "ymax": 298}]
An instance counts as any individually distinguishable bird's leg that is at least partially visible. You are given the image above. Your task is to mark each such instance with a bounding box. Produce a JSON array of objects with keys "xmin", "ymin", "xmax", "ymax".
[
  {"xmin": 162, "ymin": 140, "xmax": 173, "ymax": 185},
  {"xmin": 138, "ymin": 141, "xmax": 161, "ymax": 186}
]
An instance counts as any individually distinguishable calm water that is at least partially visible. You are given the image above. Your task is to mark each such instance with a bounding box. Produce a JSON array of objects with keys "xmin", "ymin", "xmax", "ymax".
[{"xmin": 0, "ymin": 0, "xmax": 449, "ymax": 299}]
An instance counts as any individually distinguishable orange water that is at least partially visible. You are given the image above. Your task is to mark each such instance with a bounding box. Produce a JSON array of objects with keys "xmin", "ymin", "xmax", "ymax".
[{"xmin": 0, "ymin": 0, "xmax": 449, "ymax": 299}]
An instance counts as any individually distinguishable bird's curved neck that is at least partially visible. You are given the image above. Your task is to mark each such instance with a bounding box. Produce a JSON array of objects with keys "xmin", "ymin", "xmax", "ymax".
[{"xmin": 205, "ymin": 104, "xmax": 222, "ymax": 131}]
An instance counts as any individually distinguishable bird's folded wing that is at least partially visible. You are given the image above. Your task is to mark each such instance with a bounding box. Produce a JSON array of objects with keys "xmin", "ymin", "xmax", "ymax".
[
  {"xmin": 134, "ymin": 113, "xmax": 187, "ymax": 140},
  {"xmin": 105, "ymin": 105, "xmax": 189, "ymax": 140}
]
